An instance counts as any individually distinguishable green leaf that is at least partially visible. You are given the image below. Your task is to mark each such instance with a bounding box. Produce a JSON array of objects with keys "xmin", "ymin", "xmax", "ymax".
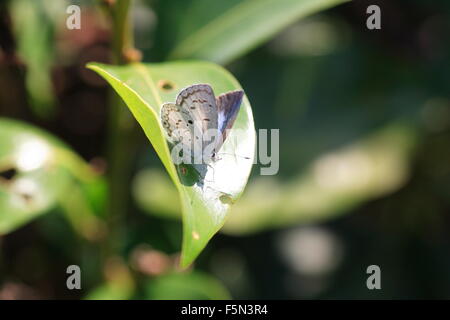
[
  {"xmin": 144, "ymin": 271, "xmax": 231, "ymax": 300},
  {"xmin": 162, "ymin": 0, "xmax": 350, "ymax": 64},
  {"xmin": 87, "ymin": 61, "xmax": 255, "ymax": 267},
  {"xmin": 0, "ymin": 118, "xmax": 102, "ymax": 235},
  {"xmin": 10, "ymin": 0, "xmax": 63, "ymax": 118}
]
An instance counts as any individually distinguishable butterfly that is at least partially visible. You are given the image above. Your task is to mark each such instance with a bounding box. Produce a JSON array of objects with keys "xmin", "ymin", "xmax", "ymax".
[{"xmin": 160, "ymin": 84, "xmax": 244, "ymax": 166}]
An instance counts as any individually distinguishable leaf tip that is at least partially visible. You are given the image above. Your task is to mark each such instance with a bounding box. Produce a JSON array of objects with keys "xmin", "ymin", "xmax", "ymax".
[{"xmin": 85, "ymin": 62, "xmax": 104, "ymax": 72}]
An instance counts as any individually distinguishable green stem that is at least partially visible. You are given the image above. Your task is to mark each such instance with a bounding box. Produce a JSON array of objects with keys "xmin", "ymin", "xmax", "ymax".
[
  {"xmin": 104, "ymin": 0, "xmax": 136, "ymax": 260},
  {"xmin": 111, "ymin": 0, "xmax": 133, "ymax": 64}
]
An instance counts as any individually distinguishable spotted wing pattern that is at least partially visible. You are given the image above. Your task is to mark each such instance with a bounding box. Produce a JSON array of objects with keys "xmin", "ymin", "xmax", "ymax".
[
  {"xmin": 176, "ymin": 84, "xmax": 218, "ymax": 139},
  {"xmin": 160, "ymin": 103, "xmax": 196, "ymax": 146}
]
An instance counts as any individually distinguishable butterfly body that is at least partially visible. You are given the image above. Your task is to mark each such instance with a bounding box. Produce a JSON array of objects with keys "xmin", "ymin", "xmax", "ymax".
[{"xmin": 161, "ymin": 84, "xmax": 244, "ymax": 165}]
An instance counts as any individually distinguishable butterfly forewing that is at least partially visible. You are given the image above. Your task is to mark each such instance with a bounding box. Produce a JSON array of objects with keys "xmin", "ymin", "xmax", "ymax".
[{"xmin": 176, "ymin": 84, "xmax": 219, "ymax": 138}]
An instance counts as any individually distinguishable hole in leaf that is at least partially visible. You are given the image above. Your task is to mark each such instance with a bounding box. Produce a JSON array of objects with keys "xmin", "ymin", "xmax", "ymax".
[
  {"xmin": 0, "ymin": 167, "xmax": 18, "ymax": 181},
  {"xmin": 158, "ymin": 80, "xmax": 175, "ymax": 91}
]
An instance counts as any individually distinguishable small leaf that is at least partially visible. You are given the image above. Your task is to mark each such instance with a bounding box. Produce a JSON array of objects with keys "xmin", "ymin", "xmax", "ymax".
[
  {"xmin": 0, "ymin": 118, "xmax": 102, "ymax": 235},
  {"xmin": 10, "ymin": 0, "xmax": 58, "ymax": 118},
  {"xmin": 162, "ymin": 0, "xmax": 350, "ymax": 64},
  {"xmin": 87, "ymin": 61, "xmax": 255, "ymax": 267}
]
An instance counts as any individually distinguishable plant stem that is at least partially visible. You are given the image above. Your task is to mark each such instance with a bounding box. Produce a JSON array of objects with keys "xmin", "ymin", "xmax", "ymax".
[
  {"xmin": 104, "ymin": 0, "xmax": 136, "ymax": 260},
  {"xmin": 110, "ymin": 0, "xmax": 133, "ymax": 64}
]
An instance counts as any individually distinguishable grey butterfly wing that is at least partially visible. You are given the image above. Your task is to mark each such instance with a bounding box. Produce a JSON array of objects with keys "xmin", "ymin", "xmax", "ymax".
[
  {"xmin": 176, "ymin": 84, "xmax": 220, "ymax": 159},
  {"xmin": 214, "ymin": 90, "xmax": 244, "ymax": 152},
  {"xmin": 160, "ymin": 103, "xmax": 197, "ymax": 146},
  {"xmin": 176, "ymin": 84, "xmax": 219, "ymax": 135}
]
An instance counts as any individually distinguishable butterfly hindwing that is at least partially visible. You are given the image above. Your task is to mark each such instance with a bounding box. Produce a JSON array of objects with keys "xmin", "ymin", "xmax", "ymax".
[
  {"xmin": 215, "ymin": 90, "xmax": 244, "ymax": 151},
  {"xmin": 160, "ymin": 103, "xmax": 196, "ymax": 145}
]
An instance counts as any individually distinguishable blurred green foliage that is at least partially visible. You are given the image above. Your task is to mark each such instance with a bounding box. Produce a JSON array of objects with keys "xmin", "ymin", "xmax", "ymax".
[
  {"xmin": 0, "ymin": 118, "xmax": 104, "ymax": 237},
  {"xmin": 0, "ymin": 0, "xmax": 449, "ymax": 300},
  {"xmin": 161, "ymin": 0, "xmax": 350, "ymax": 63}
]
